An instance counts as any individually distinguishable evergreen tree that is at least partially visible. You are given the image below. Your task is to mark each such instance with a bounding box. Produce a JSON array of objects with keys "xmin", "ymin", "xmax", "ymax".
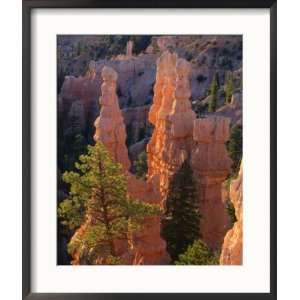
[
  {"xmin": 58, "ymin": 142, "xmax": 161, "ymax": 264},
  {"xmin": 226, "ymin": 200, "xmax": 237, "ymax": 227},
  {"xmin": 226, "ymin": 125, "xmax": 242, "ymax": 175},
  {"xmin": 133, "ymin": 151, "xmax": 148, "ymax": 180},
  {"xmin": 175, "ymin": 240, "xmax": 218, "ymax": 265},
  {"xmin": 225, "ymin": 71, "xmax": 233, "ymax": 104},
  {"xmin": 208, "ymin": 73, "xmax": 218, "ymax": 112},
  {"xmin": 162, "ymin": 160, "xmax": 200, "ymax": 262}
]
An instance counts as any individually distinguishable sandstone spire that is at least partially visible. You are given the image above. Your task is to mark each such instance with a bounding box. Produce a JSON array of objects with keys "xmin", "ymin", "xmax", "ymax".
[
  {"xmin": 147, "ymin": 51, "xmax": 232, "ymax": 249},
  {"xmin": 148, "ymin": 51, "xmax": 177, "ymax": 126},
  {"xmin": 168, "ymin": 58, "xmax": 196, "ymax": 139},
  {"xmin": 94, "ymin": 66, "xmax": 131, "ymax": 170},
  {"xmin": 191, "ymin": 117, "xmax": 232, "ymax": 249},
  {"xmin": 92, "ymin": 65, "xmax": 169, "ymax": 264}
]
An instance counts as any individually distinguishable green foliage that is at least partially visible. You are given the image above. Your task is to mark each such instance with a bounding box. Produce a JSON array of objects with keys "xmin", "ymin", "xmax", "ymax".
[
  {"xmin": 61, "ymin": 133, "xmax": 88, "ymax": 172},
  {"xmin": 226, "ymin": 125, "xmax": 242, "ymax": 175},
  {"xmin": 225, "ymin": 71, "xmax": 233, "ymax": 104},
  {"xmin": 226, "ymin": 200, "xmax": 237, "ymax": 227},
  {"xmin": 208, "ymin": 73, "xmax": 218, "ymax": 112},
  {"xmin": 162, "ymin": 160, "xmax": 200, "ymax": 262},
  {"xmin": 175, "ymin": 240, "xmax": 218, "ymax": 265},
  {"xmin": 58, "ymin": 142, "xmax": 161, "ymax": 264},
  {"xmin": 133, "ymin": 151, "xmax": 148, "ymax": 180}
]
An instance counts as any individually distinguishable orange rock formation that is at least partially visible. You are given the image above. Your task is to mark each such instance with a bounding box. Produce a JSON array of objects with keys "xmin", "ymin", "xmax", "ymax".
[
  {"xmin": 92, "ymin": 66, "xmax": 169, "ymax": 264},
  {"xmin": 220, "ymin": 163, "xmax": 243, "ymax": 264},
  {"xmin": 147, "ymin": 52, "xmax": 196, "ymax": 203},
  {"xmin": 147, "ymin": 51, "xmax": 232, "ymax": 249},
  {"xmin": 191, "ymin": 117, "xmax": 232, "ymax": 249},
  {"xmin": 94, "ymin": 66, "xmax": 131, "ymax": 171},
  {"xmin": 70, "ymin": 52, "xmax": 235, "ymax": 264}
]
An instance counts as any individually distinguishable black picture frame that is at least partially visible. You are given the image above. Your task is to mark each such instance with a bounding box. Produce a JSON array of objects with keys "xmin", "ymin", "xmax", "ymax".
[{"xmin": 22, "ymin": 1, "xmax": 277, "ymax": 299}]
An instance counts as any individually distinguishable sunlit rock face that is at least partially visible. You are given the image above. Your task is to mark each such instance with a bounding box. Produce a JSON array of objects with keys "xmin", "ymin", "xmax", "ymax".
[
  {"xmin": 94, "ymin": 66, "xmax": 131, "ymax": 171},
  {"xmin": 191, "ymin": 117, "xmax": 232, "ymax": 249},
  {"xmin": 70, "ymin": 51, "xmax": 235, "ymax": 264},
  {"xmin": 220, "ymin": 163, "xmax": 243, "ymax": 265},
  {"xmin": 147, "ymin": 52, "xmax": 196, "ymax": 205},
  {"xmin": 147, "ymin": 51, "xmax": 231, "ymax": 250},
  {"xmin": 71, "ymin": 66, "xmax": 169, "ymax": 265}
]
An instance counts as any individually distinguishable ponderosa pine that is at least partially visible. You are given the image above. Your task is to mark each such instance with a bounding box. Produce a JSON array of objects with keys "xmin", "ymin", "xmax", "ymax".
[{"xmin": 58, "ymin": 142, "xmax": 160, "ymax": 264}]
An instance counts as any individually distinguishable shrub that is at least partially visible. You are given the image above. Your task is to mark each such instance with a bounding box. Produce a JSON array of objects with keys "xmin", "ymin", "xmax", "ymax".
[{"xmin": 175, "ymin": 240, "xmax": 218, "ymax": 265}]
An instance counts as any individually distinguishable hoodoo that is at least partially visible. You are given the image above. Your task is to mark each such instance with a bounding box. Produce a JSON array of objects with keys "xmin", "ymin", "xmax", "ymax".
[
  {"xmin": 191, "ymin": 117, "xmax": 232, "ymax": 249},
  {"xmin": 147, "ymin": 51, "xmax": 232, "ymax": 249},
  {"xmin": 93, "ymin": 66, "xmax": 169, "ymax": 264},
  {"xmin": 94, "ymin": 66, "xmax": 131, "ymax": 170}
]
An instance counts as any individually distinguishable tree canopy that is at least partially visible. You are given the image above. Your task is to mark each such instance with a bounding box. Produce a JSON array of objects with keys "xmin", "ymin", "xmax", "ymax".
[
  {"xmin": 58, "ymin": 142, "xmax": 161, "ymax": 264},
  {"xmin": 162, "ymin": 160, "xmax": 200, "ymax": 262},
  {"xmin": 175, "ymin": 240, "xmax": 218, "ymax": 265}
]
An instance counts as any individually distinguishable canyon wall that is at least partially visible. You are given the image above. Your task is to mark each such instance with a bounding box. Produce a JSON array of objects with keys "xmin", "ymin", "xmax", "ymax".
[{"xmin": 220, "ymin": 163, "xmax": 243, "ymax": 264}]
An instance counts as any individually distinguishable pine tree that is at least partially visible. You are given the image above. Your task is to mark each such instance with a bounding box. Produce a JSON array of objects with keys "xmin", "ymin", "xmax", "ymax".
[
  {"xmin": 58, "ymin": 142, "xmax": 161, "ymax": 264},
  {"xmin": 226, "ymin": 124, "xmax": 242, "ymax": 175},
  {"xmin": 208, "ymin": 73, "xmax": 218, "ymax": 112},
  {"xmin": 225, "ymin": 71, "xmax": 233, "ymax": 104},
  {"xmin": 162, "ymin": 160, "xmax": 200, "ymax": 262},
  {"xmin": 133, "ymin": 151, "xmax": 148, "ymax": 180},
  {"xmin": 175, "ymin": 240, "xmax": 218, "ymax": 265}
]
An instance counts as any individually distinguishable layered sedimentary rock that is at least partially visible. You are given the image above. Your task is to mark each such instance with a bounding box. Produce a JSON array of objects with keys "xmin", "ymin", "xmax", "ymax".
[
  {"xmin": 147, "ymin": 51, "xmax": 231, "ymax": 249},
  {"xmin": 126, "ymin": 174, "xmax": 169, "ymax": 264},
  {"xmin": 148, "ymin": 51, "xmax": 177, "ymax": 126},
  {"xmin": 191, "ymin": 117, "xmax": 232, "ymax": 249},
  {"xmin": 147, "ymin": 52, "xmax": 196, "ymax": 203},
  {"xmin": 94, "ymin": 66, "xmax": 131, "ymax": 170},
  {"xmin": 70, "ymin": 66, "xmax": 169, "ymax": 265},
  {"xmin": 220, "ymin": 163, "xmax": 243, "ymax": 265}
]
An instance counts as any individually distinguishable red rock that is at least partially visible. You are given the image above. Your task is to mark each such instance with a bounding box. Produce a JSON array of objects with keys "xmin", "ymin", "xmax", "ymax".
[
  {"xmin": 70, "ymin": 66, "xmax": 170, "ymax": 265},
  {"xmin": 191, "ymin": 117, "xmax": 232, "ymax": 249},
  {"xmin": 94, "ymin": 66, "xmax": 131, "ymax": 171},
  {"xmin": 220, "ymin": 163, "xmax": 243, "ymax": 264},
  {"xmin": 147, "ymin": 51, "xmax": 232, "ymax": 249}
]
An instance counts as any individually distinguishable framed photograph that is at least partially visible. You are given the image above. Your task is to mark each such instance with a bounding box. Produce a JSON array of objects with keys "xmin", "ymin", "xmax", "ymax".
[{"xmin": 23, "ymin": 0, "xmax": 277, "ymax": 299}]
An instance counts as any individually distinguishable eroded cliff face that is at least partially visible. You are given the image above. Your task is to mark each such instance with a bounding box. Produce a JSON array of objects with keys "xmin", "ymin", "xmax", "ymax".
[
  {"xmin": 147, "ymin": 51, "xmax": 232, "ymax": 249},
  {"xmin": 191, "ymin": 117, "xmax": 232, "ymax": 249},
  {"xmin": 220, "ymin": 163, "xmax": 243, "ymax": 265},
  {"xmin": 147, "ymin": 52, "xmax": 195, "ymax": 202},
  {"xmin": 70, "ymin": 66, "xmax": 169, "ymax": 265}
]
